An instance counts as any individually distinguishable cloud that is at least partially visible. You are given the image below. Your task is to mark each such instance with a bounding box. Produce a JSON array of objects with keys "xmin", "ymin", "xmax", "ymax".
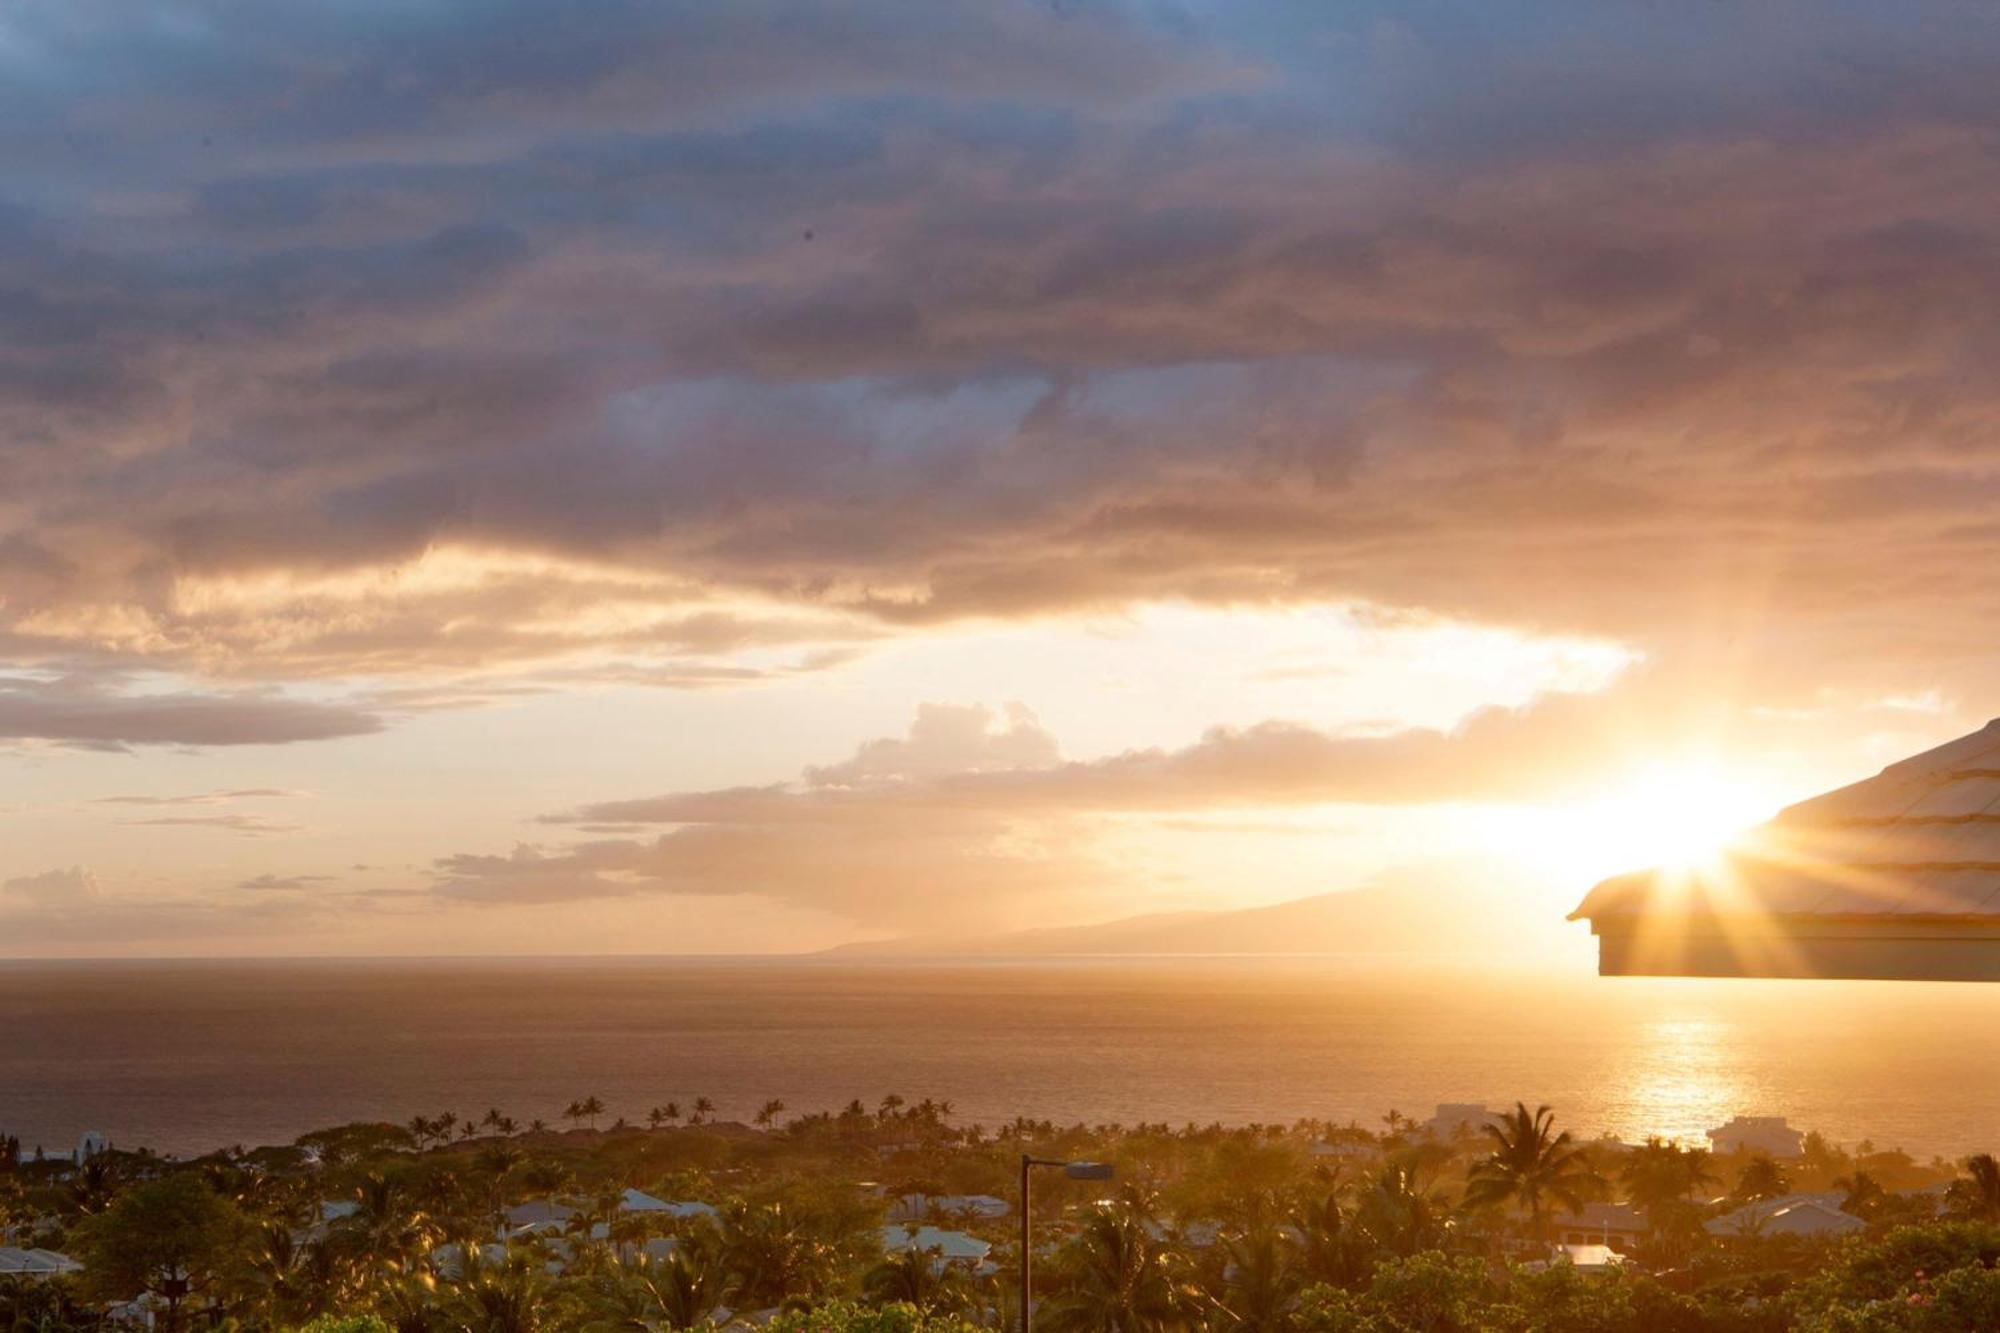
[
  {"xmin": 121, "ymin": 814, "xmax": 303, "ymax": 836},
  {"xmin": 3, "ymin": 866, "xmax": 100, "ymax": 907},
  {"xmin": 96, "ymin": 788, "xmax": 294, "ymax": 806},
  {"xmin": 804, "ymin": 702, "xmax": 1059, "ymax": 786},
  {"xmin": 0, "ymin": 2, "xmax": 1997, "ymax": 719},
  {"xmin": 0, "ymin": 679, "xmax": 380, "ymax": 747},
  {"xmin": 236, "ymin": 873, "xmax": 333, "ymax": 891},
  {"xmin": 437, "ymin": 684, "xmax": 1709, "ymax": 927},
  {"xmin": 557, "ymin": 686, "xmax": 1679, "ymax": 829}
]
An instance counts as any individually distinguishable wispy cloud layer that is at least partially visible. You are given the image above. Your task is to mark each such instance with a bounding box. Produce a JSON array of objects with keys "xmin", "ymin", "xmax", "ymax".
[{"xmin": 0, "ymin": 678, "xmax": 380, "ymax": 747}]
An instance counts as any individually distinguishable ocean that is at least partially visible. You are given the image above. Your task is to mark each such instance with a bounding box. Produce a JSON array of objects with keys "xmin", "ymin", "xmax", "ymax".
[{"xmin": 2, "ymin": 956, "xmax": 1996, "ymax": 1160}]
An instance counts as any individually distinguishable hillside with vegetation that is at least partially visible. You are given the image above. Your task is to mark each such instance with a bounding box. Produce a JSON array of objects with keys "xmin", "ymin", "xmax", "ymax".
[{"xmin": 4, "ymin": 1096, "xmax": 2000, "ymax": 1332}]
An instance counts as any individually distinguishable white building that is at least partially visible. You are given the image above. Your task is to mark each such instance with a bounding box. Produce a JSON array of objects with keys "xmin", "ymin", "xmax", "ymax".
[
  {"xmin": 1423, "ymin": 1104, "xmax": 1502, "ymax": 1139},
  {"xmin": 1708, "ymin": 1116, "xmax": 1804, "ymax": 1159},
  {"xmin": 887, "ymin": 1192, "xmax": 1008, "ymax": 1222},
  {"xmin": 1551, "ymin": 1202, "xmax": 1647, "ymax": 1248},
  {"xmin": 620, "ymin": 1189, "xmax": 717, "ymax": 1220},
  {"xmin": 503, "ymin": 1199, "xmax": 576, "ymax": 1232},
  {"xmin": 1706, "ymin": 1193, "xmax": 1864, "ymax": 1239},
  {"xmin": 1553, "ymin": 1244, "xmax": 1627, "ymax": 1273},
  {"xmin": 1310, "ymin": 1139, "xmax": 1376, "ymax": 1161},
  {"xmin": 881, "ymin": 1225, "xmax": 994, "ymax": 1271},
  {"xmin": 0, "ymin": 1247, "xmax": 82, "ymax": 1277}
]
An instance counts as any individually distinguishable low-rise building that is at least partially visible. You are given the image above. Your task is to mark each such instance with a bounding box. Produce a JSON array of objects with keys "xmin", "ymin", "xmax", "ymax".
[
  {"xmin": 1551, "ymin": 1202, "xmax": 1648, "ymax": 1249},
  {"xmin": 620, "ymin": 1189, "xmax": 717, "ymax": 1220},
  {"xmin": 1706, "ymin": 1193, "xmax": 1864, "ymax": 1238},
  {"xmin": 0, "ymin": 1247, "xmax": 82, "ymax": 1278},
  {"xmin": 1423, "ymin": 1104, "xmax": 1502, "ymax": 1140},
  {"xmin": 887, "ymin": 1192, "xmax": 1008, "ymax": 1222},
  {"xmin": 881, "ymin": 1225, "xmax": 994, "ymax": 1272},
  {"xmin": 1708, "ymin": 1116, "xmax": 1805, "ymax": 1158}
]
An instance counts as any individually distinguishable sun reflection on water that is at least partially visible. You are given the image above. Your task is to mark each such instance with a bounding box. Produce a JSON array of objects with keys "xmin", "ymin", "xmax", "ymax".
[{"xmin": 1607, "ymin": 1013, "xmax": 1750, "ymax": 1147}]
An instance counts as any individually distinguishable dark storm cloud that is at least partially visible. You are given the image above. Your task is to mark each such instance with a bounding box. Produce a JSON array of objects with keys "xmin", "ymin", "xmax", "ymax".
[{"xmin": 6, "ymin": 0, "xmax": 2000, "ymax": 712}]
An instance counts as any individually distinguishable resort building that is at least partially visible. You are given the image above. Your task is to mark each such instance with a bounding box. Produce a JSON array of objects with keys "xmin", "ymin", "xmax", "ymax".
[
  {"xmin": 0, "ymin": 1247, "xmax": 82, "ymax": 1278},
  {"xmin": 1571, "ymin": 719, "xmax": 2000, "ymax": 979},
  {"xmin": 886, "ymin": 1192, "xmax": 1009, "ymax": 1222},
  {"xmin": 503, "ymin": 1199, "xmax": 576, "ymax": 1232},
  {"xmin": 1551, "ymin": 1202, "xmax": 1648, "ymax": 1249},
  {"xmin": 880, "ymin": 1225, "xmax": 994, "ymax": 1271},
  {"xmin": 1422, "ymin": 1104, "xmax": 1502, "ymax": 1139},
  {"xmin": 1551, "ymin": 1243, "xmax": 1627, "ymax": 1273},
  {"xmin": 1707, "ymin": 1116, "xmax": 1805, "ymax": 1158},
  {"xmin": 1310, "ymin": 1139, "xmax": 1376, "ymax": 1161},
  {"xmin": 619, "ymin": 1189, "xmax": 717, "ymax": 1220},
  {"xmin": 1706, "ymin": 1194, "xmax": 1865, "ymax": 1239}
]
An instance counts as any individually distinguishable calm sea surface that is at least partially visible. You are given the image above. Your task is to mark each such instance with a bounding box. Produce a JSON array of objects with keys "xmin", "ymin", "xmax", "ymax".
[{"xmin": 1, "ymin": 957, "xmax": 1996, "ymax": 1160}]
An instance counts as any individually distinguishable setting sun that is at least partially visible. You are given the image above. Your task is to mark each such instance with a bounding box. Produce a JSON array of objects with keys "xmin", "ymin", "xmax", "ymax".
[
  {"xmin": 1570, "ymin": 764, "xmax": 1784, "ymax": 872},
  {"xmin": 1480, "ymin": 760, "xmax": 1789, "ymax": 897}
]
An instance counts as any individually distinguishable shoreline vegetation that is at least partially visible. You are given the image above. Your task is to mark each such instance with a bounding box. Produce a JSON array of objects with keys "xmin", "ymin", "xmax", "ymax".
[{"xmin": 5, "ymin": 1097, "xmax": 2000, "ymax": 1332}]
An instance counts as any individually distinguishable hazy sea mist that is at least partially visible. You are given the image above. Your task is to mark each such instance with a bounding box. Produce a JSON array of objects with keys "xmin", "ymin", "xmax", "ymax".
[{"xmin": 2, "ymin": 957, "xmax": 1995, "ymax": 1159}]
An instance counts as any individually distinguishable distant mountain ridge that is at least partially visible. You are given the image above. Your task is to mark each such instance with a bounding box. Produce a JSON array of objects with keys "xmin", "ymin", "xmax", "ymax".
[{"xmin": 831, "ymin": 879, "xmax": 1555, "ymax": 957}]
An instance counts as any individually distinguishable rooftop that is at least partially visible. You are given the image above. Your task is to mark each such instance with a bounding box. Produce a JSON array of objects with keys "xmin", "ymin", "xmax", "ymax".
[{"xmin": 1570, "ymin": 719, "xmax": 2000, "ymax": 979}]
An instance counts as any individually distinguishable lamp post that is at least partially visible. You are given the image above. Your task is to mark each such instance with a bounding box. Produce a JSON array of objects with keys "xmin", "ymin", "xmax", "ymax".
[{"xmin": 1019, "ymin": 1155, "xmax": 1114, "ymax": 1333}]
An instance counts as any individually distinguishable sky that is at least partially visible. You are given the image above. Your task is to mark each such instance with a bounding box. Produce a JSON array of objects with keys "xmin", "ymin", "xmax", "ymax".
[{"xmin": 3, "ymin": 1, "xmax": 1999, "ymax": 957}]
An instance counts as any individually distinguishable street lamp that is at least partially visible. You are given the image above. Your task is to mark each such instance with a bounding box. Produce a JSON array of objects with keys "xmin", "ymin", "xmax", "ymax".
[{"xmin": 1019, "ymin": 1155, "xmax": 1114, "ymax": 1333}]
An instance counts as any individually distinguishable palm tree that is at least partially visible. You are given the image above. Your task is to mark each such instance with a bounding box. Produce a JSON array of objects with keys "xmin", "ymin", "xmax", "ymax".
[
  {"xmin": 239, "ymin": 1220, "xmax": 343, "ymax": 1327},
  {"xmin": 1037, "ymin": 1196, "xmax": 1203, "ymax": 1333},
  {"xmin": 68, "ymin": 1155, "xmax": 119, "ymax": 1215},
  {"xmin": 1834, "ymin": 1171, "xmax": 1887, "ymax": 1220},
  {"xmin": 373, "ymin": 1269, "xmax": 445, "ymax": 1333},
  {"xmin": 1463, "ymin": 1103, "xmax": 1592, "ymax": 1244},
  {"xmin": 1947, "ymin": 1153, "xmax": 2000, "ymax": 1221},
  {"xmin": 332, "ymin": 1172, "xmax": 443, "ymax": 1297},
  {"xmin": 647, "ymin": 1107, "xmax": 669, "ymax": 1131},
  {"xmin": 1214, "ymin": 1226, "xmax": 1298, "ymax": 1333},
  {"xmin": 1353, "ymin": 1160, "xmax": 1452, "ymax": 1257},
  {"xmin": 1291, "ymin": 1175, "xmax": 1371, "ymax": 1289},
  {"xmin": 1620, "ymin": 1138, "xmax": 1717, "ymax": 1216},
  {"xmin": 755, "ymin": 1099, "xmax": 786, "ymax": 1130},
  {"xmin": 717, "ymin": 1200, "xmax": 838, "ymax": 1308},
  {"xmin": 563, "ymin": 1191, "xmax": 626, "ymax": 1276},
  {"xmin": 515, "ymin": 1159, "xmax": 573, "ymax": 1201},
  {"xmin": 447, "ymin": 1245, "xmax": 556, "ymax": 1333},
  {"xmin": 1731, "ymin": 1153, "xmax": 1791, "ymax": 1203},
  {"xmin": 691, "ymin": 1098, "xmax": 714, "ymax": 1126},
  {"xmin": 589, "ymin": 1232, "xmax": 729, "ymax": 1331},
  {"xmin": 864, "ymin": 1245, "xmax": 965, "ymax": 1312},
  {"xmin": 474, "ymin": 1145, "xmax": 526, "ymax": 1223}
]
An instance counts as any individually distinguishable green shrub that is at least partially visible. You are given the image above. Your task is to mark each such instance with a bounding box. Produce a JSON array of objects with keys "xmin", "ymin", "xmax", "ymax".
[{"xmin": 289, "ymin": 1317, "xmax": 393, "ymax": 1333}]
